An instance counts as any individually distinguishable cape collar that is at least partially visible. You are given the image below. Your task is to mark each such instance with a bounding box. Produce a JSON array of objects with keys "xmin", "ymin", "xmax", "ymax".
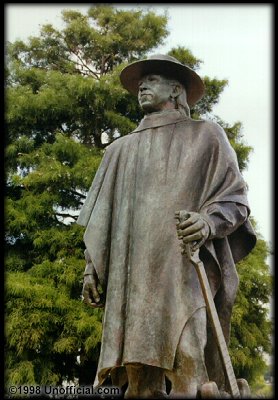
[{"xmin": 133, "ymin": 110, "xmax": 190, "ymax": 132}]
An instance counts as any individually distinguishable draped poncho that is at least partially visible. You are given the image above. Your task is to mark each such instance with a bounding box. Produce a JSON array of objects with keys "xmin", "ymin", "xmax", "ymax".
[{"xmin": 77, "ymin": 110, "xmax": 256, "ymax": 385}]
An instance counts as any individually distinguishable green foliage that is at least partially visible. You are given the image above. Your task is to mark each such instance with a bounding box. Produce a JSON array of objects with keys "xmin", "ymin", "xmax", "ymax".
[
  {"xmin": 192, "ymin": 76, "xmax": 228, "ymax": 117},
  {"xmin": 5, "ymin": 271, "xmax": 103, "ymax": 385},
  {"xmin": 250, "ymin": 374, "xmax": 273, "ymax": 398},
  {"xmin": 230, "ymin": 235, "xmax": 272, "ymax": 384},
  {"xmin": 5, "ymin": 4, "xmax": 272, "ymax": 388},
  {"xmin": 208, "ymin": 117, "xmax": 253, "ymax": 172}
]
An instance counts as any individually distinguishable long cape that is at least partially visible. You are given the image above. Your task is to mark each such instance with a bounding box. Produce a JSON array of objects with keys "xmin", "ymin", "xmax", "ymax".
[{"xmin": 77, "ymin": 110, "xmax": 256, "ymax": 386}]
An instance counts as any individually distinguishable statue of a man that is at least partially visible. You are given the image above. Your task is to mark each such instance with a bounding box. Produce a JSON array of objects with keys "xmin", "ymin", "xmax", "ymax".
[{"xmin": 77, "ymin": 54, "xmax": 256, "ymax": 398}]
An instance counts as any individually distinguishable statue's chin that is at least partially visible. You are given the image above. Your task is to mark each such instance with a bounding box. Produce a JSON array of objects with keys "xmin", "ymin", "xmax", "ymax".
[
  {"xmin": 140, "ymin": 99, "xmax": 174, "ymax": 114},
  {"xmin": 140, "ymin": 102, "xmax": 160, "ymax": 114}
]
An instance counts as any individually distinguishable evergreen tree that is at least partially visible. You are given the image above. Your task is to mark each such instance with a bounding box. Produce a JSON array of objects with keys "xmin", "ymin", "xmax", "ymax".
[
  {"xmin": 230, "ymin": 224, "xmax": 272, "ymax": 384},
  {"xmin": 5, "ymin": 5, "xmax": 272, "ymax": 388}
]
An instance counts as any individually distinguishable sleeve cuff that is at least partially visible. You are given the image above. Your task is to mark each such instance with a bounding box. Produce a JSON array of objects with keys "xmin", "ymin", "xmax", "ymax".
[
  {"xmin": 84, "ymin": 249, "xmax": 94, "ymax": 275},
  {"xmin": 84, "ymin": 262, "xmax": 94, "ymax": 276},
  {"xmin": 200, "ymin": 214, "xmax": 215, "ymax": 239}
]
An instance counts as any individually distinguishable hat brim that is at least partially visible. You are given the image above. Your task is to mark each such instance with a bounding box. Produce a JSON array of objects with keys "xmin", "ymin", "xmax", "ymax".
[{"xmin": 120, "ymin": 59, "xmax": 205, "ymax": 107}]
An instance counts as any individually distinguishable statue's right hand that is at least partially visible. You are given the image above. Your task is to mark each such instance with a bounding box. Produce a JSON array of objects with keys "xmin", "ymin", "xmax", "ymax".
[{"xmin": 82, "ymin": 271, "xmax": 104, "ymax": 308}]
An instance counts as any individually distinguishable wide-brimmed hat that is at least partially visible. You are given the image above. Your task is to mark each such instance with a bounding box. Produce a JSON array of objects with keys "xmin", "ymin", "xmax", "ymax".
[{"xmin": 120, "ymin": 54, "xmax": 205, "ymax": 107}]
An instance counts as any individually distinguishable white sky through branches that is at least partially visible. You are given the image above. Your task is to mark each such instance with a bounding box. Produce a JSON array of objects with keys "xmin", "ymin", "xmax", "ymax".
[{"xmin": 5, "ymin": 4, "xmax": 273, "ymax": 247}]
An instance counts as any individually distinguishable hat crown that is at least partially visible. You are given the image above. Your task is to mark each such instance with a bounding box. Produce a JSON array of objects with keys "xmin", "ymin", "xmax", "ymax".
[{"xmin": 147, "ymin": 54, "xmax": 183, "ymax": 66}]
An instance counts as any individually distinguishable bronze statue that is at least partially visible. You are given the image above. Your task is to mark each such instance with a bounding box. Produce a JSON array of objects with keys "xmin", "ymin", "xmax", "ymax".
[{"xmin": 77, "ymin": 54, "xmax": 256, "ymax": 398}]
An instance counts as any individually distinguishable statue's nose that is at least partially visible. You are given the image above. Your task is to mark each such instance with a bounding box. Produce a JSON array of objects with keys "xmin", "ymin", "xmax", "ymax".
[{"xmin": 138, "ymin": 81, "xmax": 149, "ymax": 91}]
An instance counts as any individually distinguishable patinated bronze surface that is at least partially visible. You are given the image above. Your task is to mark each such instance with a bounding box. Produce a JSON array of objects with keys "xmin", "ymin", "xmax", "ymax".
[{"xmin": 78, "ymin": 54, "xmax": 256, "ymax": 398}]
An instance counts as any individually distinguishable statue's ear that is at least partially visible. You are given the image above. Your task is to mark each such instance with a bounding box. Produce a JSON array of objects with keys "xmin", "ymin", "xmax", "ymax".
[{"xmin": 171, "ymin": 83, "xmax": 183, "ymax": 99}]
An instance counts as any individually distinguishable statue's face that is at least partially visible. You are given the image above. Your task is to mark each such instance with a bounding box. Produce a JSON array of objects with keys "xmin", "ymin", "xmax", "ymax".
[{"xmin": 138, "ymin": 74, "xmax": 176, "ymax": 113}]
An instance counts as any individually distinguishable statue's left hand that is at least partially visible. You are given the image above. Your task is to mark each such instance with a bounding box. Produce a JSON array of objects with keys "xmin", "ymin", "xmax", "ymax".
[
  {"xmin": 82, "ymin": 249, "xmax": 104, "ymax": 308},
  {"xmin": 175, "ymin": 210, "xmax": 210, "ymax": 252},
  {"xmin": 82, "ymin": 270, "xmax": 104, "ymax": 308}
]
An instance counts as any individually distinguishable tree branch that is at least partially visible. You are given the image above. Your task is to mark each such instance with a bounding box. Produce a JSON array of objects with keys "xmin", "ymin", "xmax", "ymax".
[
  {"xmin": 63, "ymin": 38, "xmax": 100, "ymax": 79},
  {"xmin": 55, "ymin": 212, "xmax": 78, "ymax": 220},
  {"xmin": 69, "ymin": 189, "xmax": 87, "ymax": 199}
]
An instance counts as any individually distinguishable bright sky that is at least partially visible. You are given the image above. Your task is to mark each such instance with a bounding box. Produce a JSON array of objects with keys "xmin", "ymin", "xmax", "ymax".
[{"xmin": 5, "ymin": 4, "xmax": 273, "ymax": 246}]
